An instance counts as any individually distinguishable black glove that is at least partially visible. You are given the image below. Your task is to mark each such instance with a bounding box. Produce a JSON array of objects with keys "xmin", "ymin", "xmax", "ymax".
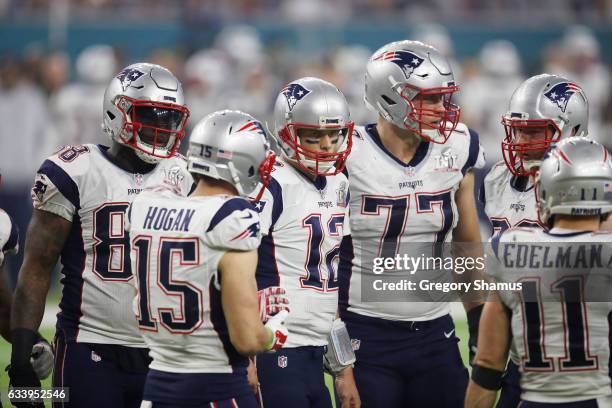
[
  {"xmin": 8, "ymin": 328, "xmax": 45, "ymax": 408},
  {"xmin": 7, "ymin": 363, "xmax": 44, "ymax": 408},
  {"xmin": 7, "ymin": 362, "xmax": 41, "ymax": 388},
  {"xmin": 467, "ymin": 304, "xmax": 484, "ymax": 365}
]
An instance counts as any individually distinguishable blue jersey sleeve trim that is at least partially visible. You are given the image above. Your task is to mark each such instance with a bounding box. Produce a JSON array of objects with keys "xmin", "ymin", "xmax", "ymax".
[
  {"xmin": 338, "ymin": 235, "xmax": 354, "ymax": 315},
  {"xmin": 491, "ymin": 232, "xmax": 502, "ymax": 260},
  {"xmin": 38, "ymin": 159, "xmax": 81, "ymax": 210},
  {"xmin": 3, "ymin": 214, "xmax": 19, "ymax": 253},
  {"xmin": 461, "ymin": 128, "xmax": 480, "ymax": 175},
  {"xmin": 478, "ymin": 179, "xmax": 486, "ymax": 206},
  {"xmin": 206, "ymin": 197, "xmax": 255, "ymax": 233},
  {"xmin": 266, "ymin": 178, "xmax": 283, "ymax": 228},
  {"xmin": 256, "ymin": 233, "xmax": 280, "ymax": 288}
]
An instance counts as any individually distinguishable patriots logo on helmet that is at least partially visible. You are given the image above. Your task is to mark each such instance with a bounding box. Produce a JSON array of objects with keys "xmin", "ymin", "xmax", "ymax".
[
  {"xmin": 373, "ymin": 50, "xmax": 424, "ymax": 79},
  {"xmin": 236, "ymin": 120, "xmax": 266, "ymax": 137},
  {"xmin": 116, "ymin": 68, "xmax": 145, "ymax": 91},
  {"xmin": 281, "ymin": 83, "xmax": 311, "ymax": 111},
  {"xmin": 543, "ymin": 82, "xmax": 582, "ymax": 113}
]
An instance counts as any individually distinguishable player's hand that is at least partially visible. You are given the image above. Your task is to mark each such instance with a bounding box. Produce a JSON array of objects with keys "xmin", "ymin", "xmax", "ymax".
[
  {"xmin": 264, "ymin": 310, "xmax": 289, "ymax": 352},
  {"xmin": 258, "ymin": 286, "xmax": 289, "ymax": 323},
  {"xmin": 335, "ymin": 366, "xmax": 361, "ymax": 408},
  {"xmin": 247, "ymin": 357, "xmax": 260, "ymax": 395},
  {"xmin": 30, "ymin": 337, "xmax": 54, "ymax": 379}
]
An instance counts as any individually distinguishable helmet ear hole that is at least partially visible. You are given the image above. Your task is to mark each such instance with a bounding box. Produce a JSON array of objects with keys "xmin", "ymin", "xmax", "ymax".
[
  {"xmin": 381, "ymin": 95, "xmax": 397, "ymax": 105},
  {"xmin": 106, "ymin": 111, "xmax": 116, "ymax": 120}
]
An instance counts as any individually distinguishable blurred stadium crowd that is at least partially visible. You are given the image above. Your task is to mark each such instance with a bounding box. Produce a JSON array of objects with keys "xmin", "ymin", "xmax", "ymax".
[
  {"xmin": 2, "ymin": 0, "xmax": 611, "ymax": 22},
  {"xmin": 0, "ymin": 2, "xmax": 611, "ymax": 286}
]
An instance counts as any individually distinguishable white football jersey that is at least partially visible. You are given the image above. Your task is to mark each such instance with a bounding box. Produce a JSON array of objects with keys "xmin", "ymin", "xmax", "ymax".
[
  {"xmin": 341, "ymin": 123, "xmax": 485, "ymax": 321},
  {"xmin": 487, "ymin": 227, "xmax": 612, "ymax": 404},
  {"xmin": 31, "ymin": 144, "xmax": 193, "ymax": 346},
  {"xmin": 0, "ymin": 209, "xmax": 19, "ymax": 264},
  {"xmin": 127, "ymin": 188, "xmax": 261, "ymax": 373},
  {"xmin": 482, "ymin": 161, "xmax": 542, "ymax": 236},
  {"xmin": 256, "ymin": 159, "xmax": 350, "ymax": 348}
]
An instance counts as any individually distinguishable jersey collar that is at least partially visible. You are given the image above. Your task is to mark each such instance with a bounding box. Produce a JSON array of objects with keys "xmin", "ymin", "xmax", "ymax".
[
  {"xmin": 510, "ymin": 175, "xmax": 534, "ymax": 193},
  {"xmin": 545, "ymin": 227, "xmax": 593, "ymax": 237},
  {"xmin": 365, "ymin": 123, "xmax": 429, "ymax": 168},
  {"xmin": 97, "ymin": 144, "xmax": 158, "ymax": 174}
]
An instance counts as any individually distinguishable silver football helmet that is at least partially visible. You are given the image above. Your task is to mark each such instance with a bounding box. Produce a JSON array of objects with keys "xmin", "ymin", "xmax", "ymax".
[
  {"xmin": 102, "ymin": 63, "xmax": 190, "ymax": 164},
  {"xmin": 272, "ymin": 77, "xmax": 353, "ymax": 176},
  {"xmin": 187, "ymin": 110, "xmax": 276, "ymax": 201},
  {"xmin": 536, "ymin": 137, "xmax": 612, "ymax": 226},
  {"xmin": 502, "ymin": 73, "xmax": 588, "ymax": 176},
  {"xmin": 364, "ymin": 40, "xmax": 460, "ymax": 144}
]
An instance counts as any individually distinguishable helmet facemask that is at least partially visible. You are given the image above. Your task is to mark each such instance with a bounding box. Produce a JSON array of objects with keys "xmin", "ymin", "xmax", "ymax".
[
  {"xmin": 278, "ymin": 121, "xmax": 354, "ymax": 176},
  {"xmin": 399, "ymin": 83, "xmax": 460, "ymax": 144},
  {"xmin": 115, "ymin": 96, "xmax": 190, "ymax": 163},
  {"xmin": 502, "ymin": 114, "xmax": 561, "ymax": 177}
]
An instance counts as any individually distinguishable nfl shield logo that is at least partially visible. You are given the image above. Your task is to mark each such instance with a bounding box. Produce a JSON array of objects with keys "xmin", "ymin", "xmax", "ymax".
[
  {"xmin": 278, "ymin": 355, "xmax": 288, "ymax": 368},
  {"xmin": 351, "ymin": 339, "xmax": 361, "ymax": 351},
  {"xmin": 134, "ymin": 173, "xmax": 144, "ymax": 186},
  {"xmin": 404, "ymin": 166, "xmax": 416, "ymax": 178}
]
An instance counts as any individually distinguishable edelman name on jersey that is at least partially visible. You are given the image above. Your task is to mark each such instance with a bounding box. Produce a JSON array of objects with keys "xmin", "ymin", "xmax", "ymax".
[{"xmin": 487, "ymin": 227, "xmax": 612, "ymax": 404}]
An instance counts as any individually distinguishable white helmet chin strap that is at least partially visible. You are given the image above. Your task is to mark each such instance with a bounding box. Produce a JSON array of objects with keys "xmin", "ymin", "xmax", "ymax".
[{"xmin": 227, "ymin": 161, "xmax": 246, "ymax": 196}]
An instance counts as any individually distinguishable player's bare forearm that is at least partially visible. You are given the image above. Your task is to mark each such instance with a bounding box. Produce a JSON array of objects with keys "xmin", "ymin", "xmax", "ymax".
[
  {"xmin": 474, "ymin": 298, "xmax": 511, "ymax": 370},
  {"xmin": 0, "ymin": 264, "xmax": 12, "ymax": 341},
  {"xmin": 465, "ymin": 299, "xmax": 510, "ymax": 408},
  {"xmin": 464, "ymin": 381, "xmax": 497, "ymax": 408},
  {"xmin": 220, "ymin": 250, "xmax": 271, "ymax": 355},
  {"xmin": 11, "ymin": 209, "xmax": 71, "ymax": 332},
  {"xmin": 335, "ymin": 366, "xmax": 361, "ymax": 408},
  {"xmin": 453, "ymin": 170, "xmax": 485, "ymax": 311}
]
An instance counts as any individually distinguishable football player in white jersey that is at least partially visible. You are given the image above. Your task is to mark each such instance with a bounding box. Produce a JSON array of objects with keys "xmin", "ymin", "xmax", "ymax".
[
  {"xmin": 0, "ymin": 178, "xmax": 21, "ymax": 342},
  {"xmin": 128, "ymin": 110, "xmax": 290, "ymax": 408},
  {"xmin": 9, "ymin": 63, "xmax": 193, "ymax": 408},
  {"xmin": 254, "ymin": 77, "xmax": 359, "ymax": 408},
  {"xmin": 466, "ymin": 137, "xmax": 612, "ymax": 408},
  {"xmin": 481, "ymin": 74, "xmax": 589, "ymax": 408},
  {"xmin": 0, "ymin": 203, "xmax": 54, "ymax": 385},
  {"xmin": 483, "ymin": 74, "xmax": 589, "ymax": 236},
  {"xmin": 338, "ymin": 40, "xmax": 486, "ymax": 407}
]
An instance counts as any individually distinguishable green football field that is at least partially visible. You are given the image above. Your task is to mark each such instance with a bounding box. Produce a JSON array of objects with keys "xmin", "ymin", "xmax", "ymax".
[{"xmin": 0, "ymin": 304, "xmax": 470, "ymax": 407}]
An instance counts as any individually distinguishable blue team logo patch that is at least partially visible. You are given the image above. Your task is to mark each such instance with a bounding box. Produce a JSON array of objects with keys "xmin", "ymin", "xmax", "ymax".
[
  {"xmin": 32, "ymin": 175, "xmax": 48, "ymax": 202},
  {"xmin": 116, "ymin": 68, "xmax": 145, "ymax": 91},
  {"xmin": 543, "ymin": 82, "xmax": 582, "ymax": 113},
  {"xmin": 254, "ymin": 200, "xmax": 267, "ymax": 213},
  {"xmin": 373, "ymin": 50, "xmax": 424, "ymax": 79},
  {"xmin": 281, "ymin": 83, "xmax": 311, "ymax": 111}
]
